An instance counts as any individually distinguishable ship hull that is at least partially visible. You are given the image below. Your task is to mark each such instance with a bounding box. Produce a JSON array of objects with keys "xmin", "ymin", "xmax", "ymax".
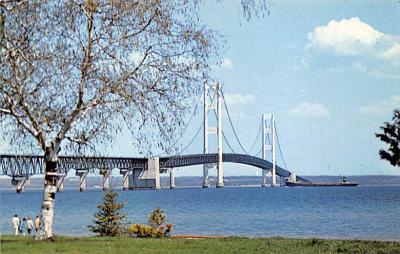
[{"xmin": 285, "ymin": 181, "xmax": 358, "ymax": 187}]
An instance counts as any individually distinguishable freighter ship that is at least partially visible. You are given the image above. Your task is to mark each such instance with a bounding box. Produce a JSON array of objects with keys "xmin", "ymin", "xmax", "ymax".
[{"xmin": 285, "ymin": 176, "xmax": 358, "ymax": 187}]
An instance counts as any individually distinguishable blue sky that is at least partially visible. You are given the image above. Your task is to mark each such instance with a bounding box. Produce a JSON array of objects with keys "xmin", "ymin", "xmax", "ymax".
[
  {"xmin": 172, "ymin": 0, "xmax": 400, "ymax": 176},
  {"xmin": 1, "ymin": 0, "xmax": 399, "ymax": 177}
]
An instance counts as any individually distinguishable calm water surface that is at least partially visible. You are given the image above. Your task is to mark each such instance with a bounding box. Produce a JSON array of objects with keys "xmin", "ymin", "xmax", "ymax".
[{"xmin": 1, "ymin": 186, "xmax": 399, "ymax": 240}]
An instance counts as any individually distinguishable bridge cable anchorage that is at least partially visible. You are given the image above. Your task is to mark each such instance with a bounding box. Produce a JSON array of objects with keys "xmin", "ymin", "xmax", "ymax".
[
  {"xmin": 154, "ymin": 89, "xmax": 204, "ymax": 157},
  {"xmin": 274, "ymin": 122, "xmax": 289, "ymax": 171}
]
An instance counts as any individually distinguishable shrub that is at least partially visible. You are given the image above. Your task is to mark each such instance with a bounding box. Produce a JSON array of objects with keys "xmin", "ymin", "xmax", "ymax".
[{"xmin": 129, "ymin": 208, "xmax": 173, "ymax": 238}]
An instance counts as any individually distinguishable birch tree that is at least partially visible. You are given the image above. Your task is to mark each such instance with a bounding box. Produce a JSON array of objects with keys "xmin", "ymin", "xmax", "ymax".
[{"xmin": 0, "ymin": 0, "xmax": 267, "ymax": 239}]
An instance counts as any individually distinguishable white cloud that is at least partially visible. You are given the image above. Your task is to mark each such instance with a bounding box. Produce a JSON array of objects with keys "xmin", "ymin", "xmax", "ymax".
[
  {"xmin": 307, "ymin": 17, "xmax": 383, "ymax": 55},
  {"xmin": 224, "ymin": 93, "xmax": 254, "ymax": 105},
  {"xmin": 360, "ymin": 95, "xmax": 400, "ymax": 115},
  {"xmin": 288, "ymin": 102, "xmax": 330, "ymax": 118},
  {"xmin": 220, "ymin": 58, "xmax": 234, "ymax": 70},
  {"xmin": 380, "ymin": 43, "xmax": 400, "ymax": 62},
  {"xmin": 304, "ymin": 17, "xmax": 400, "ymax": 79}
]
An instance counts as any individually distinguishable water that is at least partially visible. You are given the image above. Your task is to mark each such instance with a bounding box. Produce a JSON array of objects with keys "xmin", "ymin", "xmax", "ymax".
[{"xmin": 1, "ymin": 186, "xmax": 399, "ymax": 240}]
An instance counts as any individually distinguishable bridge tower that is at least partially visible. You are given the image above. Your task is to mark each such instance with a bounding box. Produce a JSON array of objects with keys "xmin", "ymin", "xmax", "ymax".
[
  {"xmin": 262, "ymin": 113, "xmax": 277, "ymax": 187},
  {"xmin": 203, "ymin": 82, "xmax": 223, "ymax": 188}
]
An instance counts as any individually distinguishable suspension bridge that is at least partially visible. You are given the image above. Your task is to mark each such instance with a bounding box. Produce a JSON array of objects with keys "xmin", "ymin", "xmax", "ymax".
[{"xmin": 0, "ymin": 82, "xmax": 308, "ymax": 192}]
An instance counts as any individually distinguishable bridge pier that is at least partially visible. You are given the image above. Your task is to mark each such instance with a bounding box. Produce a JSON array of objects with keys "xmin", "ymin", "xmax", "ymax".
[
  {"xmin": 75, "ymin": 169, "xmax": 89, "ymax": 192},
  {"xmin": 120, "ymin": 168, "xmax": 131, "ymax": 191},
  {"xmin": 262, "ymin": 169, "xmax": 268, "ymax": 187},
  {"xmin": 56, "ymin": 174, "xmax": 66, "ymax": 192},
  {"xmin": 11, "ymin": 177, "xmax": 30, "ymax": 193},
  {"xmin": 262, "ymin": 170, "xmax": 279, "ymax": 187},
  {"xmin": 100, "ymin": 168, "xmax": 111, "ymax": 191},
  {"xmin": 202, "ymin": 165, "xmax": 210, "ymax": 188},
  {"xmin": 129, "ymin": 157, "xmax": 160, "ymax": 190},
  {"xmin": 169, "ymin": 168, "xmax": 176, "ymax": 189},
  {"xmin": 271, "ymin": 170, "xmax": 277, "ymax": 187},
  {"xmin": 216, "ymin": 164, "xmax": 224, "ymax": 188}
]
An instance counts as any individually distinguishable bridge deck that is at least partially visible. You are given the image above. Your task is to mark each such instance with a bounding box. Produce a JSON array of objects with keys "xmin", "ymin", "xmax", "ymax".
[
  {"xmin": 159, "ymin": 153, "xmax": 309, "ymax": 182},
  {"xmin": 0, "ymin": 153, "xmax": 308, "ymax": 182}
]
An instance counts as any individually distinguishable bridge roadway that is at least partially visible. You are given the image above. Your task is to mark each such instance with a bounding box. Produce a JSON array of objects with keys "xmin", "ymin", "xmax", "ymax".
[{"xmin": 0, "ymin": 153, "xmax": 308, "ymax": 182}]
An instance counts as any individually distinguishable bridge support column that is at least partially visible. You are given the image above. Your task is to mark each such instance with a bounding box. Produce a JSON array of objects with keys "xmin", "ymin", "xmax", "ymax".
[
  {"xmin": 216, "ymin": 82, "xmax": 224, "ymax": 188},
  {"xmin": 216, "ymin": 158, "xmax": 224, "ymax": 188},
  {"xmin": 120, "ymin": 169, "xmax": 131, "ymax": 191},
  {"xmin": 56, "ymin": 174, "xmax": 66, "ymax": 192},
  {"xmin": 262, "ymin": 169, "xmax": 268, "ymax": 187},
  {"xmin": 262, "ymin": 113, "xmax": 277, "ymax": 187},
  {"xmin": 100, "ymin": 169, "xmax": 111, "ymax": 191},
  {"xmin": 203, "ymin": 82, "xmax": 224, "ymax": 188},
  {"xmin": 130, "ymin": 158, "xmax": 160, "ymax": 190},
  {"xmin": 202, "ymin": 165, "xmax": 210, "ymax": 188},
  {"xmin": 75, "ymin": 169, "xmax": 89, "ymax": 192},
  {"xmin": 11, "ymin": 177, "xmax": 30, "ymax": 193},
  {"xmin": 170, "ymin": 168, "xmax": 175, "ymax": 189},
  {"xmin": 271, "ymin": 114, "xmax": 277, "ymax": 187},
  {"xmin": 271, "ymin": 169, "xmax": 277, "ymax": 187}
]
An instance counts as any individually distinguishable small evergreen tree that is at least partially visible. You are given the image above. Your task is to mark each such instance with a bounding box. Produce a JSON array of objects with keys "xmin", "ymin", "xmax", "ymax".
[
  {"xmin": 376, "ymin": 109, "xmax": 400, "ymax": 167},
  {"xmin": 148, "ymin": 207, "xmax": 165, "ymax": 228},
  {"xmin": 88, "ymin": 190, "xmax": 126, "ymax": 236}
]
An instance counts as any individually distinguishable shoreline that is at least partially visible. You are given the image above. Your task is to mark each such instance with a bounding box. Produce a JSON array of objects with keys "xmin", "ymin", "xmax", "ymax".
[{"xmin": 2, "ymin": 233, "xmax": 398, "ymax": 243}]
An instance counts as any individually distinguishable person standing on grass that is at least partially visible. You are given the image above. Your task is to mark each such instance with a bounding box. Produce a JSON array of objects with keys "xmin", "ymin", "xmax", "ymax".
[
  {"xmin": 34, "ymin": 215, "xmax": 41, "ymax": 234},
  {"xmin": 26, "ymin": 217, "xmax": 34, "ymax": 235},
  {"xmin": 19, "ymin": 217, "xmax": 27, "ymax": 235},
  {"xmin": 11, "ymin": 214, "xmax": 20, "ymax": 235}
]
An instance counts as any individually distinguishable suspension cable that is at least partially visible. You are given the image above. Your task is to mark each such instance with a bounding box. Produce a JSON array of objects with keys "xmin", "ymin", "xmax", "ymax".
[
  {"xmin": 274, "ymin": 122, "xmax": 289, "ymax": 171},
  {"xmin": 220, "ymin": 90, "xmax": 249, "ymax": 155},
  {"xmin": 254, "ymin": 146, "xmax": 262, "ymax": 158},
  {"xmin": 222, "ymin": 130, "xmax": 236, "ymax": 153},
  {"xmin": 177, "ymin": 121, "xmax": 204, "ymax": 155},
  {"xmin": 154, "ymin": 89, "xmax": 204, "ymax": 157},
  {"xmin": 248, "ymin": 119, "xmax": 262, "ymax": 155},
  {"xmin": 161, "ymin": 120, "xmax": 204, "ymax": 168},
  {"xmin": 175, "ymin": 85, "xmax": 218, "ymax": 155}
]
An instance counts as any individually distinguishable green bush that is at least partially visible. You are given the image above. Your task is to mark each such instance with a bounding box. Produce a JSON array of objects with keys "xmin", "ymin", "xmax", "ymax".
[{"xmin": 129, "ymin": 208, "xmax": 173, "ymax": 238}]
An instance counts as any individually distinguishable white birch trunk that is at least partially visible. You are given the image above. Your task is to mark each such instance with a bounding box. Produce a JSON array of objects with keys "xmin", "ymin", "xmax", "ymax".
[{"xmin": 37, "ymin": 147, "xmax": 58, "ymax": 239}]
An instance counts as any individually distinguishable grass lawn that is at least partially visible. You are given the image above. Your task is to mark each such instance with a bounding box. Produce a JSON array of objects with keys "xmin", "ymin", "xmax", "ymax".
[{"xmin": 1, "ymin": 235, "xmax": 400, "ymax": 254}]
